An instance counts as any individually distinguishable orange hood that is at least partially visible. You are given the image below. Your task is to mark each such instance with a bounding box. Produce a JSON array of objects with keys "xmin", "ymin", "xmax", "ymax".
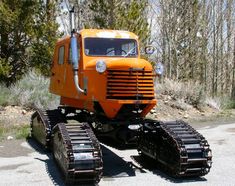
[{"xmin": 85, "ymin": 58, "xmax": 153, "ymax": 71}]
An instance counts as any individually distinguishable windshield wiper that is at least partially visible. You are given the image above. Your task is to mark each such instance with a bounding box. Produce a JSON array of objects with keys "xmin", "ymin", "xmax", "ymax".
[{"xmin": 123, "ymin": 46, "xmax": 137, "ymax": 57}]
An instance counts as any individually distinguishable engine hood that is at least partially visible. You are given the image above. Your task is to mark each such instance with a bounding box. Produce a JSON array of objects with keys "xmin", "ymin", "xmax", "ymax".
[{"xmin": 85, "ymin": 57, "xmax": 153, "ymax": 71}]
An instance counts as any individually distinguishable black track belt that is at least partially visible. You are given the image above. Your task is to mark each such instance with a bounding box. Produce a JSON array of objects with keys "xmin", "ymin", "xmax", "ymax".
[
  {"xmin": 31, "ymin": 109, "xmax": 103, "ymax": 185},
  {"xmin": 138, "ymin": 119, "xmax": 212, "ymax": 177}
]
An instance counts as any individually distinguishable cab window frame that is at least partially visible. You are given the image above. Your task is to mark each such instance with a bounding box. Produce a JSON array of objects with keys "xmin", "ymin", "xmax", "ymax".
[
  {"xmin": 84, "ymin": 37, "xmax": 138, "ymax": 57},
  {"xmin": 58, "ymin": 45, "xmax": 65, "ymax": 65}
]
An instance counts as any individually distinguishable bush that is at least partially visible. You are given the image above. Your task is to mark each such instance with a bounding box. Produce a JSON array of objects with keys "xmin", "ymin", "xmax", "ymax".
[
  {"xmin": 219, "ymin": 96, "xmax": 235, "ymax": 109},
  {"xmin": 0, "ymin": 70, "xmax": 59, "ymax": 109},
  {"xmin": 205, "ymin": 97, "xmax": 221, "ymax": 110},
  {"xmin": 157, "ymin": 78, "xmax": 205, "ymax": 108}
]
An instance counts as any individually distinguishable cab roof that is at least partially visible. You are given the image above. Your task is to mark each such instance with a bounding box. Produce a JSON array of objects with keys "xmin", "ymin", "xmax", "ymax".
[
  {"xmin": 79, "ymin": 29, "xmax": 138, "ymax": 39},
  {"xmin": 57, "ymin": 29, "xmax": 138, "ymax": 43}
]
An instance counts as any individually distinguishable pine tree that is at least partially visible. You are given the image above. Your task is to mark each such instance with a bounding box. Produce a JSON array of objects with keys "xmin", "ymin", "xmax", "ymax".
[
  {"xmin": 88, "ymin": 0, "xmax": 150, "ymax": 46},
  {"xmin": 0, "ymin": 0, "xmax": 59, "ymax": 84}
]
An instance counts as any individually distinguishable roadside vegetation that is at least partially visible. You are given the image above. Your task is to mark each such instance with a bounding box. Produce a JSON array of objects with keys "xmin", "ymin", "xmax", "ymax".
[
  {"xmin": 0, "ymin": 71, "xmax": 59, "ymax": 141},
  {"xmin": 157, "ymin": 79, "xmax": 235, "ymax": 111},
  {"xmin": 0, "ymin": 70, "xmax": 59, "ymax": 109},
  {"xmin": 0, "ymin": 124, "xmax": 30, "ymax": 141}
]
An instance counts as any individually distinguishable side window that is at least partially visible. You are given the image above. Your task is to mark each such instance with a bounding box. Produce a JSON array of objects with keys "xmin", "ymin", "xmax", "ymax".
[
  {"xmin": 69, "ymin": 41, "xmax": 80, "ymax": 63},
  {"xmin": 58, "ymin": 46, "xmax": 65, "ymax": 65}
]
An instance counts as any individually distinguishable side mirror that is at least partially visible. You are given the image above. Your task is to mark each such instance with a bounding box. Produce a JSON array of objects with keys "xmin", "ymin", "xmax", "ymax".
[{"xmin": 145, "ymin": 46, "xmax": 155, "ymax": 54}]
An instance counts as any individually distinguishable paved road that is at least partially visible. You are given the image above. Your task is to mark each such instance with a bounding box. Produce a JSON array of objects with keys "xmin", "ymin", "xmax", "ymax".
[{"xmin": 0, "ymin": 122, "xmax": 235, "ymax": 186}]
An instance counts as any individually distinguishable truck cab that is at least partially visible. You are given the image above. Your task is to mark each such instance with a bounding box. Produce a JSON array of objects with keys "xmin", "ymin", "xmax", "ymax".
[{"xmin": 50, "ymin": 29, "xmax": 156, "ymax": 119}]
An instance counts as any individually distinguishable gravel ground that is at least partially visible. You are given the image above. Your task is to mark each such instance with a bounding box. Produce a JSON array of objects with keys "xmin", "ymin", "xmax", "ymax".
[{"xmin": 0, "ymin": 121, "xmax": 235, "ymax": 186}]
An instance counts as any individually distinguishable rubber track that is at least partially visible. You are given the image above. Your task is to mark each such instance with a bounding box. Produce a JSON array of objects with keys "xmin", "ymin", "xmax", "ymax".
[
  {"xmin": 31, "ymin": 108, "xmax": 103, "ymax": 185},
  {"xmin": 138, "ymin": 120, "xmax": 212, "ymax": 177},
  {"xmin": 31, "ymin": 109, "xmax": 65, "ymax": 148}
]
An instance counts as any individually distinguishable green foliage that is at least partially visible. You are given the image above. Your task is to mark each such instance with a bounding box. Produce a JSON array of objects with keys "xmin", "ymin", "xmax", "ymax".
[
  {"xmin": 30, "ymin": 1, "xmax": 59, "ymax": 76},
  {"xmin": 221, "ymin": 97, "xmax": 235, "ymax": 109},
  {"xmin": 0, "ymin": 58, "xmax": 11, "ymax": 82},
  {"xmin": 0, "ymin": 124, "xmax": 29, "ymax": 140},
  {"xmin": 115, "ymin": 0, "xmax": 149, "ymax": 45},
  {"xmin": 89, "ymin": 0, "xmax": 113, "ymax": 28},
  {"xmin": 15, "ymin": 125, "xmax": 30, "ymax": 139},
  {"xmin": 0, "ymin": 84, "xmax": 10, "ymax": 106},
  {"xmin": 0, "ymin": 0, "xmax": 59, "ymax": 84},
  {"xmin": 89, "ymin": 0, "xmax": 150, "ymax": 46}
]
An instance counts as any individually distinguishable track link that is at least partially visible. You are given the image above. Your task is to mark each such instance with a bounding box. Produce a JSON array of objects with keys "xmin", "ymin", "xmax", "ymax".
[
  {"xmin": 138, "ymin": 120, "xmax": 212, "ymax": 177},
  {"xmin": 31, "ymin": 108, "xmax": 103, "ymax": 185}
]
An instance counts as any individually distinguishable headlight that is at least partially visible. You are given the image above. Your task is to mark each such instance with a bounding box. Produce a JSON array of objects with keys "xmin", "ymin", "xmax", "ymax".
[
  {"xmin": 155, "ymin": 62, "xmax": 164, "ymax": 75},
  {"xmin": 96, "ymin": 60, "xmax": 106, "ymax": 73}
]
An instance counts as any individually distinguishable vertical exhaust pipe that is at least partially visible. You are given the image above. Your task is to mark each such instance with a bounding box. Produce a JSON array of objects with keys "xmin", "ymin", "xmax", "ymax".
[{"xmin": 70, "ymin": 7, "xmax": 86, "ymax": 94}]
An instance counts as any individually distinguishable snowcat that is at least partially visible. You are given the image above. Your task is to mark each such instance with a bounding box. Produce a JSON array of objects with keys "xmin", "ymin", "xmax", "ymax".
[{"xmin": 31, "ymin": 9, "xmax": 212, "ymax": 185}]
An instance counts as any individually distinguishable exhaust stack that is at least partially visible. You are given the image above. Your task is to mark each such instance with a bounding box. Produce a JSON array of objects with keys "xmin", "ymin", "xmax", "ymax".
[{"xmin": 70, "ymin": 7, "xmax": 86, "ymax": 94}]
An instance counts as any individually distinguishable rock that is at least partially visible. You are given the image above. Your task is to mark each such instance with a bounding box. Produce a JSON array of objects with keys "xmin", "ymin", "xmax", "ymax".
[
  {"xmin": 178, "ymin": 111, "xmax": 183, "ymax": 115},
  {"xmin": 150, "ymin": 109, "xmax": 156, "ymax": 114},
  {"xmin": 22, "ymin": 109, "xmax": 27, "ymax": 115},
  {"xmin": 0, "ymin": 106, "xmax": 4, "ymax": 111},
  {"xmin": 7, "ymin": 136, "xmax": 14, "ymax": 140},
  {"xmin": 184, "ymin": 114, "xmax": 189, "ymax": 119}
]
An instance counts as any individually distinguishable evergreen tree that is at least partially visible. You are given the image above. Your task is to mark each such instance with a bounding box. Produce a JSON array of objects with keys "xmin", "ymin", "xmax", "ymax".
[
  {"xmin": 0, "ymin": 0, "xmax": 59, "ymax": 84},
  {"xmin": 88, "ymin": 0, "xmax": 150, "ymax": 46}
]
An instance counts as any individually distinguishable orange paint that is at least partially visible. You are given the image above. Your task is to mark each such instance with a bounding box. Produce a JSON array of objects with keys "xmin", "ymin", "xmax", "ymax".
[{"xmin": 49, "ymin": 29, "xmax": 157, "ymax": 119}]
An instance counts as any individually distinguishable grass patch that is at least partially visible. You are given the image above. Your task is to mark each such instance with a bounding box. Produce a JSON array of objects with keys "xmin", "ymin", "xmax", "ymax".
[
  {"xmin": 15, "ymin": 125, "xmax": 30, "ymax": 139},
  {"xmin": 0, "ymin": 124, "xmax": 30, "ymax": 140}
]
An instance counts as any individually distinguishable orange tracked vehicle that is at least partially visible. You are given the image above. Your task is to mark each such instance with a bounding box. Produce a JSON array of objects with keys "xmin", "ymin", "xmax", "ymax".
[{"xmin": 31, "ymin": 9, "xmax": 212, "ymax": 185}]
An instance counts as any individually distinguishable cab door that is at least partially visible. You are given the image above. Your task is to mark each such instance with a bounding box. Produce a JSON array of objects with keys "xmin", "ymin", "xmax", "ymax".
[{"xmin": 50, "ymin": 43, "xmax": 67, "ymax": 94}]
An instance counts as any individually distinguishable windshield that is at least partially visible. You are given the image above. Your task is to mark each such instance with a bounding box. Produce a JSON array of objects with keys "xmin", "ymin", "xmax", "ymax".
[{"xmin": 84, "ymin": 38, "xmax": 138, "ymax": 57}]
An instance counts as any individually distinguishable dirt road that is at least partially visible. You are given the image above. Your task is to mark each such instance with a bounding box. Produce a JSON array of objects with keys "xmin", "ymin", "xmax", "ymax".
[{"xmin": 0, "ymin": 121, "xmax": 235, "ymax": 186}]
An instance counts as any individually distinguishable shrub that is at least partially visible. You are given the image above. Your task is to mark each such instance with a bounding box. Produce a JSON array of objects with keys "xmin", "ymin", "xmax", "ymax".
[
  {"xmin": 219, "ymin": 96, "xmax": 235, "ymax": 109},
  {"xmin": 0, "ymin": 84, "xmax": 11, "ymax": 106},
  {"xmin": 157, "ymin": 78, "xmax": 205, "ymax": 108},
  {"xmin": 0, "ymin": 70, "xmax": 59, "ymax": 109},
  {"xmin": 205, "ymin": 97, "xmax": 221, "ymax": 110}
]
